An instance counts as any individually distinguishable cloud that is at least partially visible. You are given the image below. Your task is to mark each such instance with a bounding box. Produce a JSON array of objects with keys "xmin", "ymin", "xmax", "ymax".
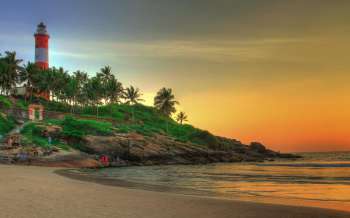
[
  {"xmin": 52, "ymin": 37, "xmax": 311, "ymax": 64},
  {"xmin": 50, "ymin": 51, "xmax": 91, "ymax": 59}
]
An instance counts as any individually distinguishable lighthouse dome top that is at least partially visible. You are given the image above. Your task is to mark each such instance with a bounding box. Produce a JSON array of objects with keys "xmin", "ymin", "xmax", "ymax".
[{"xmin": 35, "ymin": 22, "xmax": 49, "ymax": 35}]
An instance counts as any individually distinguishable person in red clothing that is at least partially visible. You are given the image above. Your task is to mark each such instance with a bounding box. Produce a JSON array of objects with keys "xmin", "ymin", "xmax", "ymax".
[{"xmin": 99, "ymin": 155, "xmax": 109, "ymax": 167}]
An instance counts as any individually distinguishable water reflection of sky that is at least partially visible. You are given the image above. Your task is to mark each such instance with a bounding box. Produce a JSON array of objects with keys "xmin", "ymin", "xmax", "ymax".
[{"xmin": 91, "ymin": 157, "xmax": 350, "ymax": 212}]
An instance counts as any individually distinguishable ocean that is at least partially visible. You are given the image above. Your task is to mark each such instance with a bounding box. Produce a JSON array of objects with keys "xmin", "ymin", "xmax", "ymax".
[{"xmin": 79, "ymin": 151, "xmax": 350, "ymax": 212}]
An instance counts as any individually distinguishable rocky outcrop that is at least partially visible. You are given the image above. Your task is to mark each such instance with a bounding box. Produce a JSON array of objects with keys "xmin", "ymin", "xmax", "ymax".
[{"xmin": 81, "ymin": 133, "xmax": 299, "ymax": 166}]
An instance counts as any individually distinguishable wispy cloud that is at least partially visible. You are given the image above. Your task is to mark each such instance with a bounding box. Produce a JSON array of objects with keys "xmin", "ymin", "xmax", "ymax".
[
  {"xmin": 50, "ymin": 51, "xmax": 91, "ymax": 59},
  {"xmin": 53, "ymin": 37, "xmax": 312, "ymax": 63}
]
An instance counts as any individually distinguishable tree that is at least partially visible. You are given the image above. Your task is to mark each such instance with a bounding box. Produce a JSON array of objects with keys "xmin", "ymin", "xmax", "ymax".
[
  {"xmin": 122, "ymin": 86, "xmax": 143, "ymax": 121},
  {"xmin": 72, "ymin": 71, "xmax": 88, "ymax": 109},
  {"xmin": 123, "ymin": 86, "xmax": 143, "ymax": 105},
  {"xmin": 52, "ymin": 67, "xmax": 70, "ymax": 103},
  {"xmin": 0, "ymin": 51, "xmax": 23, "ymax": 95},
  {"xmin": 0, "ymin": 55, "xmax": 8, "ymax": 95},
  {"xmin": 64, "ymin": 75, "xmax": 79, "ymax": 113},
  {"xmin": 154, "ymin": 88, "xmax": 179, "ymax": 132},
  {"xmin": 22, "ymin": 62, "xmax": 41, "ymax": 101},
  {"xmin": 97, "ymin": 66, "xmax": 114, "ymax": 103},
  {"xmin": 176, "ymin": 111, "xmax": 188, "ymax": 125},
  {"xmin": 84, "ymin": 76, "xmax": 103, "ymax": 117},
  {"xmin": 106, "ymin": 75, "xmax": 123, "ymax": 104},
  {"xmin": 154, "ymin": 88, "xmax": 179, "ymax": 117}
]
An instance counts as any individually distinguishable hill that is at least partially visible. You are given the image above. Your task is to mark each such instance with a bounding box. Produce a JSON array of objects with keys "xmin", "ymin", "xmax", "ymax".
[{"xmin": 0, "ymin": 96, "xmax": 298, "ymax": 167}]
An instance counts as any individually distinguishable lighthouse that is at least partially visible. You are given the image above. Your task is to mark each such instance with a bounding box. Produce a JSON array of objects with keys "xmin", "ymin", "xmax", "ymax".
[
  {"xmin": 34, "ymin": 22, "xmax": 50, "ymax": 100},
  {"xmin": 34, "ymin": 22, "xmax": 49, "ymax": 69}
]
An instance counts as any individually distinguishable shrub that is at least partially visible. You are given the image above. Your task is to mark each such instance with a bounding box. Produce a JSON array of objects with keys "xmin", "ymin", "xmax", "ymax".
[
  {"xmin": 61, "ymin": 116, "xmax": 113, "ymax": 139},
  {"xmin": 0, "ymin": 95, "xmax": 12, "ymax": 110},
  {"xmin": 21, "ymin": 122, "xmax": 70, "ymax": 149},
  {"xmin": 0, "ymin": 114, "xmax": 15, "ymax": 135}
]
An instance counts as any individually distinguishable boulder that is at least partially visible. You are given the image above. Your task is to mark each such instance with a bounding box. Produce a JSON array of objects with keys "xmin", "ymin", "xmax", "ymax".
[{"xmin": 249, "ymin": 142, "xmax": 267, "ymax": 153}]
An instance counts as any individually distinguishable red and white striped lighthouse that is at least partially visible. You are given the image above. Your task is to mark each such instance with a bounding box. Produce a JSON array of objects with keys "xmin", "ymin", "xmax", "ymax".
[
  {"xmin": 34, "ymin": 22, "xmax": 49, "ymax": 69},
  {"xmin": 34, "ymin": 22, "xmax": 50, "ymax": 100}
]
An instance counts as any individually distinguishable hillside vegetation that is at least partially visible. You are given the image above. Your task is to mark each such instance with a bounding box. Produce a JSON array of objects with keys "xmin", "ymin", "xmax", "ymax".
[
  {"xmin": 40, "ymin": 99, "xmax": 227, "ymax": 150},
  {"xmin": 0, "ymin": 95, "xmax": 233, "ymax": 151}
]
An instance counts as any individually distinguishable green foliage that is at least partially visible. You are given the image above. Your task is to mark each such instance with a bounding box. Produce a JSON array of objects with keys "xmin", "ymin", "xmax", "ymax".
[
  {"xmin": 0, "ymin": 114, "xmax": 15, "ymax": 135},
  {"xmin": 20, "ymin": 122, "xmax": 70, "ymax": 150},
  {"xmin": 60, "ymin": 116, "xmax": 113, "ymax": 139},
  {"xmin": 21, "ymin": 123, "xmax": 48, "ymax": 147},
  {"xmin": 110, "ymin": 103, "xmax": 218, "ymax": 147},
  {"xmin": 0, "ymin": 95, "xmax": 12, "ymax": 109},
  {"xmin": 0, "ymin": 51, "xmax": 24, "ymax": 95},
  {"xmin": 154, "ymin": 87, "xmax": 178, "ymax": 116},
  {"xmin": 15, "ymin": 98, "xmax": 28, "ymax": 110}
]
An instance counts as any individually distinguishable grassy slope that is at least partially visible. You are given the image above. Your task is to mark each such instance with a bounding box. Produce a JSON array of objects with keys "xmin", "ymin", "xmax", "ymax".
[
  {"xmin": 45, "ymin": 102, "xmax": 220, "ymax": 149},
  {"xmin": 20, "ymin": 122, "xmax": 70, "ymax": 150},
  {"xmin": 0, "ymin": 115, "xmax": 15, "ymax": 136},
  {"xmin": 1, "ymin": 95, "xmax": 224, "ymax": 149},
  {"xmin": 0, "ymin": 96, "xmax": 16, "ymax": 135}
]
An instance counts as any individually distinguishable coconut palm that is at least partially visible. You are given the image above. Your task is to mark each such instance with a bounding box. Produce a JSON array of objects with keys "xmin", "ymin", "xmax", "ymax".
[
  {"xmin": 0, "ymin": 51, "xmax": 23, "ymax": 95},
  {"xmin": 122, "ymin": 86, "xmax": 144, "ymax": 121},
  {"xmin": 73, "ymin": 70, "xmax": 88, "ymax": 107},
  {"xmin": 0, "ymin": 55, "xmax": 8, "ymax": 95},
  {"xmin": 98, "ymin": 66, "xmax": 114, "ymax": 102},
  {"xmin": 123, "ymin": 86, "xmax": 143, "ymax": 105},
  {"xmin": 98, "ymin": 66, "xmax": 113, "ymax": 80},
  {"xmin": 154, "ymin": 88, "xmax": 179, "ymax": 117},
  {"xmin": 176, "ymin": 111, "xmax": 188, "ymax": 125},
  {"xmin": 22, "ymin": 62, "xmax": 41, "ymax": 101},
  {"xmin": 154, "ymin": 88, "xmax": 179, "ymax": 132},
  {"xmin": 85, "ymin": 76, "xmax": 103, "ymax": 117},
  {"xmin": 106, "ymin": 76, "xmax": 123, "ymax": 104}
]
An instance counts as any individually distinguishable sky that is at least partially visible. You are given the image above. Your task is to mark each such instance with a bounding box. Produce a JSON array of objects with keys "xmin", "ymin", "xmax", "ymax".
[{"xmin": 0, "ymin": 0, "xmax": 349, "ymax": 152}]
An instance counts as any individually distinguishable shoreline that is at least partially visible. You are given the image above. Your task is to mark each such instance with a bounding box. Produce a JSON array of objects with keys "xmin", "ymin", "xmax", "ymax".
[
  {"xmin": 57, "ymin": 167, "xmax": 350, "ymax": 214},
  {"xmin": 1, "ymin": 164, "xmax": 349, "ymax": 218}
]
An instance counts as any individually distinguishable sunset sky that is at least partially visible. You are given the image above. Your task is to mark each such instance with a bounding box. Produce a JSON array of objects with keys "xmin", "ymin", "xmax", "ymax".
[{"xmin": 0, "ymin": 0, "xmax": 349, "ymax": 152}]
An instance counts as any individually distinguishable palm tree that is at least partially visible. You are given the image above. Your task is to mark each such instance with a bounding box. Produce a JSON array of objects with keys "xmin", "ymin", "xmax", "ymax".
[
  {"xmin": 176, "ymin": 111, "xmax": 188, "ymax": 125},
  {"xmin": 98, "ymin": 66, "xmax": 113, "ymax": 103},
  {"xmin": 106, "ymin": 76, "xmax": 123, "ymax": 104},
  {"xmin": 98, "ymin": 66, "xmax": 113, "ymax": 80},
  {"xmin": 73, "ymin": 71, "xmax": 88, "ymax": 108},
  {"xmin": 22, "ymin": 62, "xmax": 41, "ymax": 102},
  {"xmin": 154, "ymin": 88, "xmax": 179, "ymax": 132},
  {"xmin": 85, "ymin": 76, "xmax": 103, "ymax": 117},
  {"xmin": 123, "ymin": 86, "xmax": 143, "ymax": 121},
  {"xmin": 52, "ymin": 67, "xmax": 70, "ymax": 103},
  {"xmin": 0, "ymin": 51, "xmax": 23, "ymax": 95},
  {"xmin": 0, "ymin": 55, "xmax": 8, "ymax": 95},
  {"xmin": 123, "ymin": 86, "xmax": 143, "ymax": 105},
  {"xmin": 154, "ymin": 88, "xmax": 179, "ymax": 116},
  {"xmin": 64, "ymin": 75, "xmax": 79, "ymax": 113}
]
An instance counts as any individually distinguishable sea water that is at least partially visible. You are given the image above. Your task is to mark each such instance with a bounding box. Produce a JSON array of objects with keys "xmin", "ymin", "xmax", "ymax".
[{"xmin": 87, "ymin": 151, "xmax": 350, "ymax": 212}]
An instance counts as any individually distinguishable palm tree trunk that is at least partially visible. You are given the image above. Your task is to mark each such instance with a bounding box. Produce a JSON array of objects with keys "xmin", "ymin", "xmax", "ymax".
[
  {"xmin": 96, "ymin": 104, "xmax": 99, "ymax": 118},
  {"xmin": 132, "ymin": 106, "xmax": 135, "ymax": 122},
  {"xmin": 166, "ymin": 120, "xmax": 169, "ymax": 133}
]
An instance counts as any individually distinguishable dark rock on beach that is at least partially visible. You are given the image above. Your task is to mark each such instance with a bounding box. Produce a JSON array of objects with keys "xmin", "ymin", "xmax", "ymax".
[{"xmin": 81, "ymin": 133, "xmax": 299, "ymax": 166}]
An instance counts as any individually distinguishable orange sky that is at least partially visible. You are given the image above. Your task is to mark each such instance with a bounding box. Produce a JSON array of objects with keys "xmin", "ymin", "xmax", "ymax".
[
  {"xmin": 2, "ymin": 1, "xmax": 350, "ymax": 152},
  {"xmin": 53, "ymin": 1, "xmax": 350, "ymax": 152}
]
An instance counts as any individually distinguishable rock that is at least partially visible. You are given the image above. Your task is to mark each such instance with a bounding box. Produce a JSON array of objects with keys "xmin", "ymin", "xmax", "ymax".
[
  {"xmin": 249, "ymin": 142, "xmax": 267, "ymax": 153},
  {"xmin": 42, "ymin": 125, "xmax": 62, "ymax": 138},
  {"xmin": 80, "ymin": 133, "xmax": 287, "ymax": 166}
]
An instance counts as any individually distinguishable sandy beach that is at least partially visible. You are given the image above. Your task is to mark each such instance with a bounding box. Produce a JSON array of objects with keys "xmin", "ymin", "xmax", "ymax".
[{"xmin": 0, "ymin": 165, "xmax": 348, "ymax": 218}]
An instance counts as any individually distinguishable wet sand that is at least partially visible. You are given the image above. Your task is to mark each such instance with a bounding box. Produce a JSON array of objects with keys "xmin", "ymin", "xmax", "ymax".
[{"xmin": 0, "ymin": 165, "xmax": 349, "ymax": 218}]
